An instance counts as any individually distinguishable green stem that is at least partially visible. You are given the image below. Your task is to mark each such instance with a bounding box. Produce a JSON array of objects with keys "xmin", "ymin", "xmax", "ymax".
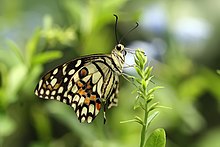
[{"xmin": 140, "ymin": 99, "xmax": 149, "ymax": 147}]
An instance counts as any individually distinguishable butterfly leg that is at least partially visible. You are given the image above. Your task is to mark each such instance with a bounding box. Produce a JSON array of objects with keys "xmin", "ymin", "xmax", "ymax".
[
  {"xmin": 121, "ymin": 73, "xmax": 137, "ymax": 86},
  {"xmin": 104, "ymin": 103, "xmax": 107, "ymax": 124},
  {"xmin": 123, "ymin": 63, "xmax": 135, "ymax": 68}
]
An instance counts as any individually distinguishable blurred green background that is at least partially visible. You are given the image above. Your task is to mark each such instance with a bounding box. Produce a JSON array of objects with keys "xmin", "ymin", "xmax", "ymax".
[{"xmin": 0, "ymin": 0, "xmax": 220, "ymax": 147}]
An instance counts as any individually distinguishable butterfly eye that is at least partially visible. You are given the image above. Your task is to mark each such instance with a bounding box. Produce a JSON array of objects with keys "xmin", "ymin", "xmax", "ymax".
[{"xmin": 116, "ymin": 45, "xmax": 122, "ymax": 51}]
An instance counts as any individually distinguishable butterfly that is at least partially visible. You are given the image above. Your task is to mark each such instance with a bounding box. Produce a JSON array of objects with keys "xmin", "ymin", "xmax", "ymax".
[{"xmin": 34, "ymin": 15, "xmax": 138, "ymax": 123}]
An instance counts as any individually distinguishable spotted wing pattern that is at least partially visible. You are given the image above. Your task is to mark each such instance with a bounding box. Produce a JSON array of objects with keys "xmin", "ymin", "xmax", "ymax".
[{"xmin": 35, "ymin": 55, "xmax": 120, "ymax": 123}]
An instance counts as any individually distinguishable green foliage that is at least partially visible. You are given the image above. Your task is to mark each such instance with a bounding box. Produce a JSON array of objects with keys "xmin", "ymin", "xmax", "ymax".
[
  {"xmin": 0, "ymin": 15, "xmax": 75, "ymax": 146},
  {"xmin": 121, "ymin": 49, "xmax": 165, "ymax": 147},
  {"xmin": 145, "ymin": 128, "xmax": 166, "ymax": 147}
]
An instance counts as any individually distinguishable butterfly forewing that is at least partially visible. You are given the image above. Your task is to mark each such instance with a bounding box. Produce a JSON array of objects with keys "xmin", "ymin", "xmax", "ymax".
[{"xmin": 35, "ymin": 55, "xmax": 120, "ymax": 123}]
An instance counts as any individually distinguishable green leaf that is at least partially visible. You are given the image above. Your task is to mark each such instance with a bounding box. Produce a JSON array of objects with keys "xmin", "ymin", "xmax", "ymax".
[
  {"xmin": 147, "ymin": 97, "xmax": 153, "ymax": 103},
  {"xmin": 134, "ymin": 97, "xmax": 141, "ymax": 110},
  {"xmin": 135, "ymin": 58, "xmax": 140, "ymax": 67},
  {"xmin": 134, "ymin": 116, "xmax": 144, "ymax": 125},
  {"xmin": 135, "ymin": 50, "xmax": 144, "ymax": 69},
  {"xmin": 135, "ymin": 78, "xmax": 142, "ymax": 84},
  {"xmin": 135, "ymin": 66, "xmax": 143, "ymax": 78},
  {"xmin": 144, "ymin": 67, "xmax": 153, "ymax": 80},
  {"xmin": 147, "ymin": 86, "xmax": 164, "ymax": 98},
  {"xmin": 0, "ymin": 114, "xmax": 16, "ymax": 137},
  {"xmin": 148, "ymin": 102, "xmax": 159, "ymax": 112},
  {"xmin": 136, "ymin": 49, "xmax": 147, "ymax": 70},
  {"xmin": 26, "ymin": 29, "xmax": 41, "ymax": 64},
  {"xmin": 146, "ymin": 111, "xmax": 159, "ymax": 127},
  {"xmin": 7, "ymin": 40, "xmax": 25, "ymax": 64},
  {"xmin": 120, "ymin": 119, "xmax": 137, "ymax": 124},
  {"xmin": 145, "ymin": 128, "xmax": 166, "ymax": 147},
  {"xmin": 140, "ymin": 51, "xmax": 147, "ymax": 66},
  {"xmin": 31, "ymin": 51, "xmax": 63, "ymax": 65},
  {"xmin": 7, "ymin": 64, "xmax": 27, "ymax": 103},
  {"xmin": 31, "ymin": 106, "xmax": 52, "ymax": 142},
  {"xmin": 141, "ymin": 79, "xmax": 147, "ymax": 91}
]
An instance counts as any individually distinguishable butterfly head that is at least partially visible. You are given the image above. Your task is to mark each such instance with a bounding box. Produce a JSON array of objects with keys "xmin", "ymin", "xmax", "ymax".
[{"xmin": 111, "ymin": 44, "xmax": 126, "ymax": 73}]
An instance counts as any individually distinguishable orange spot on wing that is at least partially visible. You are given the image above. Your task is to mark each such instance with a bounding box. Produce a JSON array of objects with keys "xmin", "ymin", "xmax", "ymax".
[
  {"xmin": 96, "ymin": 103, "xmax": 101, "ymax": 110},
  {"xmin": 86, "ymin": 81, "xmax": 92, "ymax": 89},
  {"xmin": 90, "ymin": 95, "xmax": 96, "ymax": 101},
  {"xmin": 84, "ymin": 97, "xmax": 90, "ymax": 105},
  {"xmin": 78, "ymin": 88, "xmax": 86, "ymax": 96},
  {"xmin": 77, "ymin": 81, "xmax": 84, "ymax": 88},
  {"xmin": 80, "ymin": 68, "xmax": 88, "ymax": 77}
]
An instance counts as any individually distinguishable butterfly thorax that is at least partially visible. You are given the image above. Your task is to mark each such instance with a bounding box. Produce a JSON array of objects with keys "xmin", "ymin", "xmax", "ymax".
[{"xmin": 111, "ymin": 44, "xmax": 126, "ymax": 75}]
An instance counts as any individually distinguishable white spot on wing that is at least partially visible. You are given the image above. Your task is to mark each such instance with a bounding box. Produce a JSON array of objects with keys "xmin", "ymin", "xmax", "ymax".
[
  {"xmin": 76, "ymin": 110, "xmax": 80, "ymax": 117},
  {"xmin": 67, "ymin": 81, "xmax": 72, "ymax": 90},
  {"xmin": 53, "ymin": 68, "xmax": 58, "ymax": 75},
  {"xmin": 87, "ymin": 116, "xmax": 93, "ymax": 123},
  {"xmin": 82, "ymin": 107, "xmax": 87, "ymax": 115},
  {"xmin": 71, "ymin": 103, "xmax": 76, "ymax": 110},
  {"xmin": 51, "ymin": 78, "xmax": 57, "ymax": 87},
  {"xmin": 57, "ymin": 95, "xmax": 61, "ymax": 101},
  {"xmin": 63, "ymin": 65, "xmax": 67, "ymax": 75},
  {"xmin": 89, "ymin": 104, "xmax": 94, "ymax": 114},
  {"xmin": 78, "ymin": 97, "xmax": 85, "ymax": 106},
  {"xmin": 72, "ymin": 85, "xmax": 78, "ymax": 93},
  {"xmin": 68, "ymin": 95, "xmax": 72, "ymax": 99},
  {"xmin": 38, "ymin": 80, "xmax": 43, "ymax": 90},
  {"xmin": 40, "ymin": 89, "xmax": 44, "ymax": 95},
  {"xmin": 58, "ymin": 86, "xmax": 64, "ymax": 93},
  {"xmin": 75, "ymin": 60, "xmax": 81, "ymax": 68},
  {"xmin": 46, "ymin": 90, "xmax": 50, "ymax": 95},
  {"xmin": 35, "ymin": 90, "xmax": 38, "ymax": 95},
  {"xmin": 64, "ymin": 91, "xmax": 68, "ymax": 97},
  {"xmin": 81, "ymin": 117, "xmax": 85, "ymax": 122},
  {"xmin": 95, "ymin": 107, "xmax": 99, "ymax": 116},
  {"xmin": 73, "ymin": 95, "xmax": 80, "ymax": 102},
  {"xmin": 71, "ymin": 103, "xmax": 76, "ymax": 111},
  {"xmin": 51, "ymin": 91, "xmax": 56, "ymax": 95},
  {"xmin": 68, "ymin": 69, "xmax": 75, "ymax": 75},
  {"xmin": 92, "ymin": 85, "xmax": 96, "ymax": 92},
  {"xmin": 62, "ymin": 99, "xmax": 67, "ymax": 103},
  {"xmin": 64, "ymin": 77, "xmax": 68, "ymax": 83}
]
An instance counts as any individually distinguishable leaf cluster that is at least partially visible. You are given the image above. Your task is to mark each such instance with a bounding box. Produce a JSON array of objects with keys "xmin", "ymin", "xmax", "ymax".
[{"xmin": 121, "ymin": 49, "xmax": 166, "ymax": 147}]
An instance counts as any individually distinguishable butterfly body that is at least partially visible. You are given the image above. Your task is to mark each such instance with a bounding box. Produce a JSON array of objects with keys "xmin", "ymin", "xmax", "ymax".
[{"xmin": 35, "ymin": 44, "xmax": 126, "ymax": 123}]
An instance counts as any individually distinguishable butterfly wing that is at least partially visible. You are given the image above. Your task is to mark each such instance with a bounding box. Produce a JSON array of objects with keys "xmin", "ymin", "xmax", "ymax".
[{"xmin": 35, "ymin": 55, "xmax": 119, "ymax": 123}]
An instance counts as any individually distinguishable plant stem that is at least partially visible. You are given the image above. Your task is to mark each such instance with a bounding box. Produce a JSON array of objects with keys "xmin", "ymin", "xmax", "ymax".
[{"xmin": 140, "ymin": 98, "xmax": 149, "ymax": 147}]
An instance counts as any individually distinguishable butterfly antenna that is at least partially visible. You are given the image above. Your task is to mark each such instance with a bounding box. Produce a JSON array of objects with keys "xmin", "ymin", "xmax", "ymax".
[
  {"xmin": 113, "ymin": 14, "xmax": 119, "ymax": 44},
  {"xmin": 119, "ymin": 22, "xmax": 139, "ymax": 43}
]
